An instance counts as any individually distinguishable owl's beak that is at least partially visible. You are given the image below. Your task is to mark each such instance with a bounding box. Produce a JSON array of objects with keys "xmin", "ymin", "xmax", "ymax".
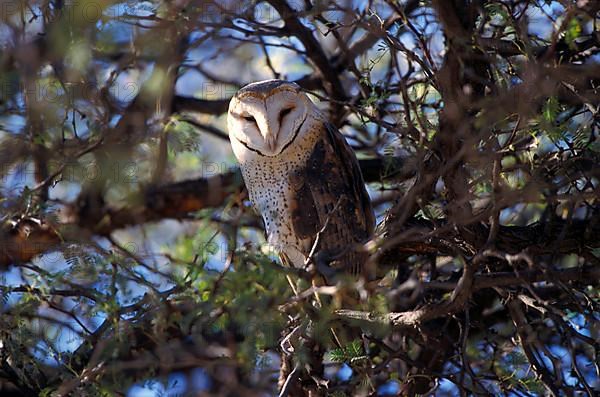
[
  {"xmin": 257, "ymin": 114, "xmax": 277, "ymax": 152},
  {"xmin": 265, "ymin": 132, "xmax": 277, "ymax": 152}
]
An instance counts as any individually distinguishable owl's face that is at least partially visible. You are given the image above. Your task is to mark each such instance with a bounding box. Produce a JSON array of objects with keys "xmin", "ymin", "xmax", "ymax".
[{"xmin": 228, "ymin": 80, "xmax": 312, "ymax": 158}]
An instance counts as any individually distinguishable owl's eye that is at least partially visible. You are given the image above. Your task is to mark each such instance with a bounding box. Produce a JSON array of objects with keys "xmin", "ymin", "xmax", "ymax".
[
  {"xmin": 279, "ymin": 107, "xmax": 293, "ymax": 122},
  {"xmin": 243, "ymin": 115, "xmax": 256, "ymax": 123}
]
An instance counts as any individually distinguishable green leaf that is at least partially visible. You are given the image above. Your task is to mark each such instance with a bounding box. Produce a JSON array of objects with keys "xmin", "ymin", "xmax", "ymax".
[
  {"xmin": 328, "ymin": 340, "xmax": 365, "ymax": 363},
  {"xmin": 165, "ymin": 117, "xmax": 202, "ymax": 153},
  {"xmin": 543, "ymin": 97, "xmax": 559, "ymax": 123},
  {"xmin": 565, "ymin": 18, "xmax": 581, "ymax": 49}
]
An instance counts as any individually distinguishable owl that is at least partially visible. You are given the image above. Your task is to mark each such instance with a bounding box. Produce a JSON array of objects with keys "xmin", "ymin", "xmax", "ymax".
[{"xmin": 227, "ymin": 80, "xmax": 375, "ymax": 279}]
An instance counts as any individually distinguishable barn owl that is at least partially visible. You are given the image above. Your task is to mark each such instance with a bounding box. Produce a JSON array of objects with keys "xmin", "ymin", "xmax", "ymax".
[{"xmin": 227, "ymin": 80, "xmax": 374, "ymax": 279}]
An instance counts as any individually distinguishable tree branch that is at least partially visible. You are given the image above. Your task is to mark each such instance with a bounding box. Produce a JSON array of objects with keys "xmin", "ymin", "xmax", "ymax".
[
  {"xmin": 0, "ymin": 157, "xmax": 407, "ymax": 268},
  {"xmin": 267, "ymin": 0, "xmax": 346, "ymax": 103},
  {"xmin": 335, "ymin": 265, "xmax": 600, "ymax": 329}
]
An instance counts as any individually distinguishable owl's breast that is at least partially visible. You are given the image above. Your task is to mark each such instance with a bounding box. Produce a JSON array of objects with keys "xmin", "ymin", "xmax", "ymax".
[{"xmin": 239, "ymin": 157, "xmax": 310, "ymax": 267}]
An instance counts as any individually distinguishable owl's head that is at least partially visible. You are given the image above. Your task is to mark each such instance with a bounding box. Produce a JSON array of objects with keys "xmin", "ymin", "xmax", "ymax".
[{"xmin": 227, "ymin": 79, "xmax": 313, "ymax": 157}]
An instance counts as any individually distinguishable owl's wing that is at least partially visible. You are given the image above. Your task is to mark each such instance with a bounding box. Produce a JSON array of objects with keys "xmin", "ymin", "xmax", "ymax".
[
  {"xmin": 324, "ymin": 121, "xmax": 376, "ymax": 234},
  {"xmin": 289, "ymin": 121, "xmax": 375, "ymax": 276}
]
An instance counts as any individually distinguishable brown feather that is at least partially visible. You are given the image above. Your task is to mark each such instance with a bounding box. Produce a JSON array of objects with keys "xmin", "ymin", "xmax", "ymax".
[
  {"xmin": 288, "ymin": 168, "xmax": 320, "ymax": 239},
  {"xmin": 289, "ymin": 122, "xmax": 375, "ymax": 276}
]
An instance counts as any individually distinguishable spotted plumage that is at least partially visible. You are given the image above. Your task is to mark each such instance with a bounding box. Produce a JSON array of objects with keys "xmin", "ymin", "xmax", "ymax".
[{"xmin": 227, "ymin": 80, "xmax": 374, "ymax": 278}]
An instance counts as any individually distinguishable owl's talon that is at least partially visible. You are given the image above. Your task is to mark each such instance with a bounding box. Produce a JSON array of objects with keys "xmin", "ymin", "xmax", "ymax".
[{"xmin": 315, "ymin": 251, "xmax": 337, "ymax": 282}]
